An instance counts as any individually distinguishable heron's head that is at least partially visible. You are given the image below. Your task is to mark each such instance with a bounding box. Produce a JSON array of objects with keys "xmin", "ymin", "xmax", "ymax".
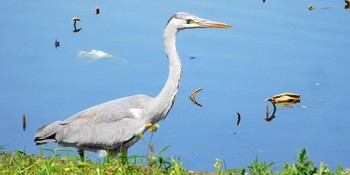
[{"xmin": 166, "ymin": 12, "xmax": 231, "ymax": 30}]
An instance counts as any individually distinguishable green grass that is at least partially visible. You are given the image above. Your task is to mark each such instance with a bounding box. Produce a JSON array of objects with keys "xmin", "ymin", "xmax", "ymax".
[
  {"xmin": 0, "ymin": 145, "xmax": 187, "ymax": 175},
  {"xmin": 1, "ymin": 146, "xmax": 349, "ymax": 175},
  {"xmin": 214, "ymin": 149, "xmax": 350, "ymax": 175}
]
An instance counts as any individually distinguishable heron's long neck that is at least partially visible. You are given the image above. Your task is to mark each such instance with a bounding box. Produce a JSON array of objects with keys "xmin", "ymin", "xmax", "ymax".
[{"xmin": 154, "ymin": 25, "xmax": 181, "ymax": 121}]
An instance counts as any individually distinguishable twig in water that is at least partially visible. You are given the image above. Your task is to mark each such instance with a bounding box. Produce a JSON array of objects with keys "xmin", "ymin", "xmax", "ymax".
[
  {"xmin": 265, "ymin": 105, "xmax": 269, "ymax": 118},
  {"xmin": 236, "ymin": 112, "xmax": 241, "ymax": 126},
  {"xmin": 265, "ymin": 100, "xmax": 277, "ymax": 122},
  {"xmin": 189, "ymin": 88, "xmax": 203, "ymax": 107},
  {"xmin": 22, "ymin": 113, "xmax": 27, "ymax": 131},
  {"xmin": 55, "ymin": 39, "xmax": 60, "ymax": 49}
]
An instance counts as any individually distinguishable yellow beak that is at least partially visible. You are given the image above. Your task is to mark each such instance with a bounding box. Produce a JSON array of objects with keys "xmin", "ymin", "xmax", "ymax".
[{"xmin": 197, "ymin": 19, "xmax": 232, "ymax": 28}]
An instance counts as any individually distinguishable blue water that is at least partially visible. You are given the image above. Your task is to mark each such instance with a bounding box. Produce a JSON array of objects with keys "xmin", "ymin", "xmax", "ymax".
[{"xmin": 1, "ymin": 0, "xmax": 350, "ymax": 172}]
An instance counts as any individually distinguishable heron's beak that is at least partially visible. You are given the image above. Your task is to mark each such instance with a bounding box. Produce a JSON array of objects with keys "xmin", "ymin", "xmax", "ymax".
[{"xmin": 197, "ymin": 19, "xmax": 232, "ymax": 28}]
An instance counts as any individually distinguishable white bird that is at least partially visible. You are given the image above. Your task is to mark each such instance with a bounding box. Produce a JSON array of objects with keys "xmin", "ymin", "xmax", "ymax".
[{"xmin": 34, "ymin": 12, "xmax": 231, "ymax": 158}]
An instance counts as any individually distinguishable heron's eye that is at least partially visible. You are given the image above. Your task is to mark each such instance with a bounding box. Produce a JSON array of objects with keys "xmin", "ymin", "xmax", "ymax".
[{"xmin": 186, "ymin": 19, "xmax": 194, "ymax": 24}]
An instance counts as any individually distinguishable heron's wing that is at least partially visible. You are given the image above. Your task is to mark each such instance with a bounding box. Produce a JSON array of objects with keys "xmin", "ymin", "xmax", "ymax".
[
  {"xmin": 62, "ymin": 94, "xmax": 152, "ymax": 124},
  {"xmin": 55, "ymin": 94, "xmax": 153, "ymax": 148},
  {"xmin": 56, "ymin": 117, "xmax": 144, "ymax": 148}
]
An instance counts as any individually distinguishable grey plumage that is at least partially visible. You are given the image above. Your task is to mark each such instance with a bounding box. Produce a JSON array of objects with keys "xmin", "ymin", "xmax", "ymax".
[{"xmin": 34, "ymin": 12, "xmax": 231, "ymax": 157}]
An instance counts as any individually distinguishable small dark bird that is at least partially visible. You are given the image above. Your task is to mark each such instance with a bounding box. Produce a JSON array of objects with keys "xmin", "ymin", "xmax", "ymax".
[{"xmin": 55, "ymin": 39, "xmax": 60, "ymax": 49}]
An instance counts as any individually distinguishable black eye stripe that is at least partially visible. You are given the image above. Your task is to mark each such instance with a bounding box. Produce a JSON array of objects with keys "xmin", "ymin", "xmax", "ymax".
[{"xmin": 186, "ymin": 19, "xmax": 193, "ymax": 24}]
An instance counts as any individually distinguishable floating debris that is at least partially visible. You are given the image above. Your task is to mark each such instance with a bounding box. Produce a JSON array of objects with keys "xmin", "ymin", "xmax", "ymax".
[
  {"xmin": 265, "ymin": 115, "xmax": 276, "ymax": 122},
  {"xmin": 233, "ymin": 131, "xmax": 248, "ymax": 135},
  {"xmin": 77, "ymin": 49, "xmax": 113, "ymax": 59},
  {"xmin": 189, "ymin": 88, "xmax": 203, "ymax": 107},
  {"xmin": 22, "ymin": 113, "xmax": 27, "ymax": 131},
  {"xmin": 236, "ymin": 112, "xmax": 241, "ymax": 126},
  {"xmin": 96, "ymin": 7, "xmax": 100, "ymax": 15},
  {"xmin": 72, "ymin": 17, "xmax": 81, "ymax": 22},
  {"xmin": 189, "ymin": 56, "xmax": 197, "ymax": 60},
  {"xmin": 55, "ymin": 39, "xmax": 60, "ymax": 49},
  {"xmin": 72, "ymin": 17, "xmax": 82, "ymax": 33},
  {"xmin": 73, "ymin": 28, "xmax": 82, "ymax": 33},
  {"xmin": 265, "ymin": 105, "xmax": 269, "ymax": 118},
  {"xmin": 264, "ymin": 92, "xmax": 303, "ymax": 122},
  {"xmin": 265, "ymin": 100, "xmax": 277, "ymax": 122},
  {"xmin": 264, "ymin": 92, "xmax": 301, "ymax": 107},
  {"xmin": 308, "ymin": 6, "xmax": 315, "ymax": 10}
]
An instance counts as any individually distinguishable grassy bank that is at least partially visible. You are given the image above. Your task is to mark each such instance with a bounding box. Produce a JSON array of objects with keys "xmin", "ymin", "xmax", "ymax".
[{"xmin": 0, "ymin": 145, "xmax": 349, "ymax": 175}]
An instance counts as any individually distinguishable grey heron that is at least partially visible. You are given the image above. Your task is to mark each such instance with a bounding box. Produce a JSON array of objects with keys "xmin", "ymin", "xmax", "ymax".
[{"xmin": 34, "ymin": 12, "xmax": 231, "ymax": 158}]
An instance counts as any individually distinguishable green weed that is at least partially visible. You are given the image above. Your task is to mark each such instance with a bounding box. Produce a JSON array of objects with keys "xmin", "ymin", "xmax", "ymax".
[
  {"xmin": 212, "ymin": 148, "xmax": 349, "ymax": 175},
  {"xmin": 1, "ymin": 144, "xmax": 349, "ymax": 174},
  {"xmin": 248, "ymin": 157, "xmax": 275, "ymax": 175}
]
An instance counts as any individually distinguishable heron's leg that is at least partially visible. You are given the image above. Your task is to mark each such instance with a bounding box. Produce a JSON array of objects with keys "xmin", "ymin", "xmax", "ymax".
[
  {"xmin": 78, "ymin": 149, "xmax": 84, "ymax": 161},
  {"xmin": 121, "ymin": 147, "xmax": 128, "ymax": 156},
  {"xmin": 107, "ymin": 147, "xmax": 128, "ymax": 156},
  {"xmin": 115, "ymin": 147, "xmax": 128, "ymax": 164}
]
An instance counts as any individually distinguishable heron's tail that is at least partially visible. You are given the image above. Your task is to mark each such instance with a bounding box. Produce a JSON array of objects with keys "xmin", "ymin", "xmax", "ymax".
[{"xmin": 34, "ymin": 121, "xmax": 62, "ymax": 145}]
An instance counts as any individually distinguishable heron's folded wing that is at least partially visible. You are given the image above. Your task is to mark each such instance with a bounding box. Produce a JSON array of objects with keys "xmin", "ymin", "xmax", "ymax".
[
  {"xmin": 61, "ymin": 94, "xmax": 153, "ymax": 124},
  {"xmin": 55, "ymin": 94, "xmax": 153, "ymax": 147},
  {"xmin": 56, "ymin": 117, "xmax": 143, "ymax": 148}
]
